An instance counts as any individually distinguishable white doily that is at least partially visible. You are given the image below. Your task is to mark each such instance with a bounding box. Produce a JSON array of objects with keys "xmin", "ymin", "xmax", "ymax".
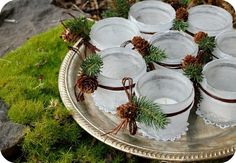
[
  {"xmin": 196, "ymin": 108, "xmax": 236, "ymax": 129},
  {"xmin": 137, "ymin": 123, "xmax": 189, "ymax": 141},
  {"xmin": 92, "ymin": 87, "xmax": 128, "ymax": 114}
]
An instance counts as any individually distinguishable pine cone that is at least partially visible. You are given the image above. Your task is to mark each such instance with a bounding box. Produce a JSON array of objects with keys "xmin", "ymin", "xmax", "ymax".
[
  {"xmin": 182, "ymin": 55, "xmax": 198, "ymax": 69},
  {"xmin": 61, "ymin": 28, "xmax": 79, "ymax": 43},
  {"xmin": 165, "ymin": 0, "xmax": 181, "ymax": 10},
  {"xmin": 128, "ymin": 0, "xmax": 136, "ymax": 5},
  {"xmin": 76, "ymin": 75, "xmax": 98, "ymax": 93},
  {"xmin": 117, "ymin": 102, "xmax": 137, "ymax": 119},
  {"xmin": 176, "ymin": 7, "xmax": 189, "ymax": 21},
  {"xmin": 194, "ymin": 32, "xmax": 208, "ymax": 44},
  {"xmin": 131, "ymin": 36, "xmax": 150, "ymax": 56}
]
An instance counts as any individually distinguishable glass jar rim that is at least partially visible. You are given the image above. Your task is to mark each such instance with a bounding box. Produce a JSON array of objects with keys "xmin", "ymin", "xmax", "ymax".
[
  {"xmin": 188, "ymin": 5, "xmax": 233, "ymax": 36},
  {"xmin": 128, "ymin": 1, "xmax": 175, "ymax": 26},
  {"xmin": 135, "ymin": 70, "xmax": 194, "ymax": 107},
  {"xmin": 214, "ymin": 30, "xmax": 236, "ymax": 59},
  {"xmin": 90, "ymin": 17, "xmax": 140, "ymax": 50},
  {"xmin": 98, "ymin": 47, "xmax": 146, "ymax": 81},
  {"xmin": 201, "ymin": 59, "xmax": 236, "ymax": 96},
  {"xmin": 149, "ymin": 30, "xmax": 198, "ymax": 64}
]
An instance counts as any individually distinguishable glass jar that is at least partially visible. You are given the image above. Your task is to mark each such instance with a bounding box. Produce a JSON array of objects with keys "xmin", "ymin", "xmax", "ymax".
[
  {"xmin": 197, "ymin": 59, "xmax": 236, "ymax": 128},
  {"xmin": 93, "ymin": 47, "xmax": 147, "ymax": 114},
  {"xmin": 213, "ymin": 30, "xmax": 236, "ymax": 59},
  {"xmin": 188, "ymin": 5, "xmax": 233, "ymax": 36},
  {"xmin": 90, "ymin": 17, "xmax": 140, "ymax": 50},
  {"xmin": 149, "ymin": 30, "xmax": 198, "ymax": 72},
  {"xmin": 135, "ymin": 70, "xmax": 194, "ymax": 141},
  {"xmin": 128, "ymin": 0, "xmax": 175, "ymax": 39}
]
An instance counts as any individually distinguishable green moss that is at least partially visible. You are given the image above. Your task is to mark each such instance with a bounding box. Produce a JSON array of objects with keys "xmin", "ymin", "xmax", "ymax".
[{"xmin": 0, "ymin": 25, "xmax": 140, "ymax": 162}]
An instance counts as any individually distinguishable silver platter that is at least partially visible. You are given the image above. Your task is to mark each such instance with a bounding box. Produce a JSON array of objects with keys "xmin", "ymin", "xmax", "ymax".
[{"xmin": 58, "ymin": 41, "xmax": 236, "ymax": 162}]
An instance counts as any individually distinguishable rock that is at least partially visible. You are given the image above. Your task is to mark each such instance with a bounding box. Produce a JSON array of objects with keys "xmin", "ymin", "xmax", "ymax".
[
  {"xmin": 0, "ymin": 100, "xmax": 9, "ymax": 123},
  {"xmin": 0, "ymin": 100, "xmax": 24, "ymax": 151},
  {"xmin": 0, "ymin": 0, "xmax": 82, "ymax": 57},
  {"xmin": 0, "ymin": 122, "xmax": 24, "ymax": 151}
]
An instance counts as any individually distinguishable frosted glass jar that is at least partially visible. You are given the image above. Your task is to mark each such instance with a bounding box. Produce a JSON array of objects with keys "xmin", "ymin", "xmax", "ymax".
[
  {"xmin": 213, "ymin": 30, "xmax": 236, "ymax": 59},
  {"xmin": 188, "ymin": 5, "xmax": 233, "ymax": 36},
  {"xmin": 90, "ymin": 17, "xmax": 140, "ymax": 50},
  {"xmin": 128, "ymin": 1, "xmax": 175, "ymax": 34},
  {"xmin": 135, "ymin": 70, "xmax": 194, "ymax": 141},
  {"xmin": 93, "ymin": 47, "xmax": 147, "ymax": 114},
  {"xmin": 149, "ymin": 31, "xmax": 198, "ymax": 71},
  {"xmin": 197, "ymin": 59, "xmax": 236, "ymax": 128}
]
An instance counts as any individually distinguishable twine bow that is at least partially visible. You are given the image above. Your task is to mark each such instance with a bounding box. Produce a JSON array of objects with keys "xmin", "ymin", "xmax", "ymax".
[{"xmin": 103, "ymin": 77, "xmax": 138, "ymax": 136}]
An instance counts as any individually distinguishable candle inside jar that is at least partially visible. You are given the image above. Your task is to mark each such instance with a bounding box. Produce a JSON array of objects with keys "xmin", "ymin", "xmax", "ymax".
[{"xmin": 154, "ymin": 97, "xmax": 177, "ymax": 105}]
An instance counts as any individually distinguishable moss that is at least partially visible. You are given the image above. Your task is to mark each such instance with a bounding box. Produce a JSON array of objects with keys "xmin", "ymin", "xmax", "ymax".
[{"xmin": 0, "ymin": 25, "xmax": 141, "ymax": 162}]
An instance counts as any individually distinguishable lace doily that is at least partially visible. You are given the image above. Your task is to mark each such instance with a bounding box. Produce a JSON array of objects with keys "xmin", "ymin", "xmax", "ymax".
[
  {"xmin": 137, "ymin": 123, "xmax": 189, "ymax": 141},
  {"xmin": 92, "ymin": 88, "xmax": 128, "ymax": 114},
  {"xmin": 196, "ymin": 108, "xmax": 236, "ymax": 129}
]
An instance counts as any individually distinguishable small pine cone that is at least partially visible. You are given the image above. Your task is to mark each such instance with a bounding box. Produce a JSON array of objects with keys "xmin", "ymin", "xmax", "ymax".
[
  {"xmin": 61, "ymin": 28, "xmax": 79, "ymax": 43},
  {"xmin": 194, "ymin": 32, "xmax": 208, "ymax": 44},
  {"xmin": 76, "ymin": 75, "xmax": 98, "ymax": 94},
  {"xmin": 128, "ymin": 0, "xmax": 136, "ymax": 5},
  {"xmin": 176, "ymin": 7, "xmax": 189, "ymax": 21},
  {"xmin": 165, "ymin": 0, "xmax": 181, "ymax": 10},
  {"xmin": 117, "ymin": 102, "xmax": 137, "ymax": 119},
  {"xmin": 182, "ymin": 55, "xmax": 198, "ymax": 69},
  {"xmin": 131, "ymin": 36, "xmax": 150, "ymax": 56}
]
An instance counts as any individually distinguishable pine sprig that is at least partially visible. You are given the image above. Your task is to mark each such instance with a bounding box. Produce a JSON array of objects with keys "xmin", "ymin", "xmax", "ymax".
[
  {"xmin": 102, "ymin": 0, "xmax": 131, "ymax": 18},
  {"xmin": 199, "ymin": 36, "xmax": 216, "ymax": 53},
  {"xmin": 64, "ymin": 17, "xmax": 95, "ymax": 41},
  {"xmin": 81, "ymin": 54, "xmax": 103, "ymax": 77},
  {"xmin": 133, "ymin": 96, "xmax": 169, "ymax": 129},
  {"xmin": 180, "ymin": 0, "xmax": 191, "ymax": 6},
  {"xmin": 183, "ymin": 64, "xmax": 203, "ymax": 83},
  {"xmin": 144, "ymin": 46, "xmax": 167, "ymax": 63},
  {"xmin": 172, "ymin": 19, "xmax": 189, "ymax": 31},
  {"xmin": 101, "ymin": 10, "xmax": 119, "ymax": 18}
]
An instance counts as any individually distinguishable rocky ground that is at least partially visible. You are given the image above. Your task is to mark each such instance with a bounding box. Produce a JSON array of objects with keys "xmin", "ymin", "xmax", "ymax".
[
  {"xmin": 0, "ymin": 0, "xmax": 83, "ymax": 152},
  {"xmin": 0, "ymin": 0, "xmax": 83, "ymax": 57}
]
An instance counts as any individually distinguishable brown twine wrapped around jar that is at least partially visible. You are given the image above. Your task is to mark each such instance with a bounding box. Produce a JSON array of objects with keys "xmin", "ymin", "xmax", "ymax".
[{"xmin": 103, "ymin": 77, "xmax": 138, "ymax": 135}]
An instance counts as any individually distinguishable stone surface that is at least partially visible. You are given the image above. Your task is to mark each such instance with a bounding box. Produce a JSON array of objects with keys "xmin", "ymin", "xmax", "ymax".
[
  {"xmin": 0, "ymin": 100, "xmax": 9, "ymax": 123},
  {"xmin": 0, "ymin": 122, "xmax": 24, "ymax": 151},
  {"xmin": 0, "ymin": 0, "xmax": 81, "ymax": 57},
  {"xmin": 0, "ymin": 100, "xmax": 24, "ymax": 151}
]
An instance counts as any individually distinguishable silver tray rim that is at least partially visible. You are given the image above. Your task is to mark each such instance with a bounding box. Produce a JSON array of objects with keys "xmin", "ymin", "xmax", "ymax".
[{"xmin": 58, "ymin": 41, "xmax": 236, "ymax": 162}]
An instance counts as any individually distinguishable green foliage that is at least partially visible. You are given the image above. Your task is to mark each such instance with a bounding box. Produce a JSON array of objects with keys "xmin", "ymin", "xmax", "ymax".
[
  {"xmin": 102, "ymin": 0, "xmax": 131, "ymax": 18},
  {"xmin": 101, "ymin": 10, "xmax": 119, "ymax": 18},
  {"xmin": 0, "ymin": 25, "xmax": 141, "ymax": 162},
  {"xmin": 199, "ymin": 36, "xmax": 216, "ymax": 53},
  {"xmin": 180, "ymin": 0, "xmax": 191, "ymax": 5},
  {"xmin": 173, "ymin": 19, "xmax": 189, "ymax": 31},
  {"xmin": 8, "ymin": 100, "xmax": 44, "ymax": 125},
  {"xmin": 145, "ymin": 46, "xmax": 167, "ymax": 63},
  {"xmin": 133, "ymin": 96, "xmax": 169, "ymax": 129},
  {"xmin": 81, "ymin": 54, "xmax": 103, "ymax": 77},
  {"xmin": 64, "ymin": 16, "xmax": 94, "ymax": 41},
  {"xmin": 183, "ymin": 64, "xmax": 203, "ymax": 83}
]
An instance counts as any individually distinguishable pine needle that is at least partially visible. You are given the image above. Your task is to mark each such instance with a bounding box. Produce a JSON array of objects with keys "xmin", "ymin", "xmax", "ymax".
[
  {"xmin": 199, "ymin": 36, "xmax": 216, "ymax": 53},
  {"xmin": 81, "ymin": 54, "xmax": 103, "ymax": 77},
  {"xmin": 133, "ymin": 96, "xmax": 169, "ymax": 129},
  {"xmin": 102, "ymin": 0, "xmax": 131, "ymax": 18},
  {"xmin": 180, "ymin": 0, "xmax": 191, "ymax": 6},
  {"xmin": 183, "ymin": 64, "xmax": 203, "ymax": 83},
  {"xmin": 172, "ymin": 19, "xmax": 189, "ymax": 32},
  {"xmin": 64, "ymin": 17, "xmax": 95, "ymax": 41},
  {"xmin": 144, "ymin": 46, "xmax": 167, "ymax": 63}
]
